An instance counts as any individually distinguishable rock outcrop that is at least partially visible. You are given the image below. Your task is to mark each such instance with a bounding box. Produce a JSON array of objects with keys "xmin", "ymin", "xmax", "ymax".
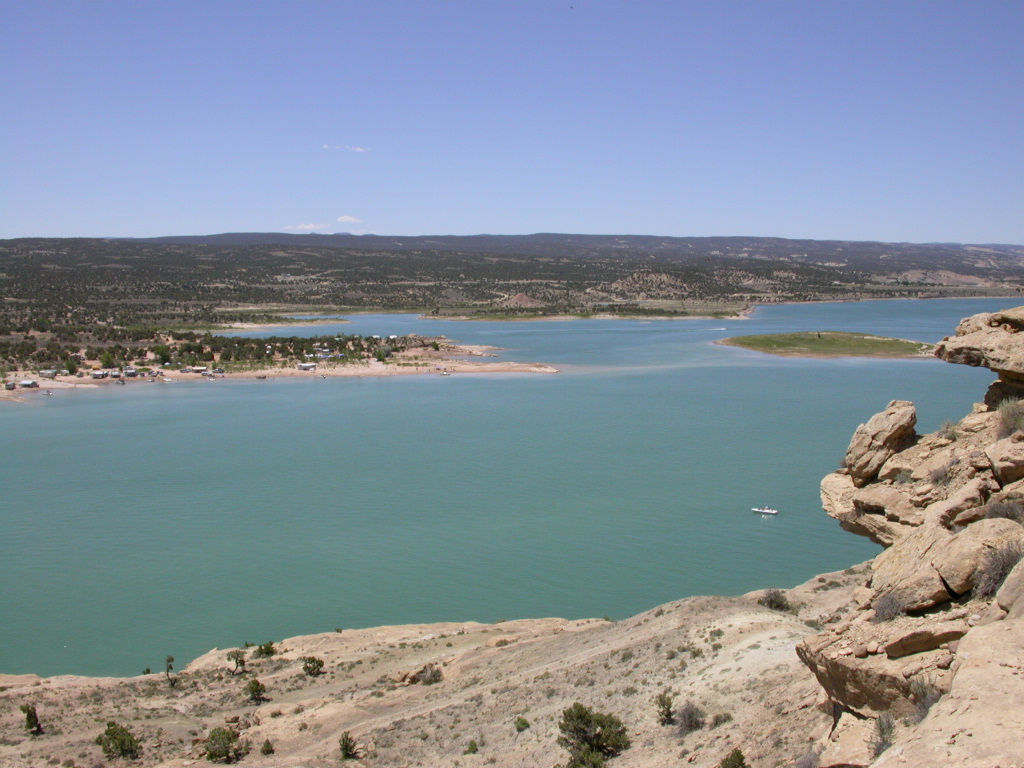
[{"xmin": 804, "ymin": 306, "xmax": 1024, "ymax": 767}]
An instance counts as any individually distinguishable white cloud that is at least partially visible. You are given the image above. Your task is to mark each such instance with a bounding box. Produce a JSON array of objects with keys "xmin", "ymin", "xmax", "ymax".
[
  {"xmin": 337, "ymin": 215, "xmax": 362, "ymax": 223},
  {"xmin": 347, "ymin": 146, "xmax": 370, "ymax": 153},
  {"xmin": 283, "ymin": 223, "xmax": 327, "ymax": 231}
]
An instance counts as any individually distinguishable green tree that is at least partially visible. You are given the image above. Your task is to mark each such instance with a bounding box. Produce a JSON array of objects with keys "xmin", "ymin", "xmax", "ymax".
[
  {"xmin": 253, "ymin": 641, "xmax": 275, "ymax": 658},
  {"xmin": 226, "ymin": 649, "xmax": 246, "ymax": 675},
  {"xmin": 301, "ymin": 655, "xmax": 324, "ymax": 676},
  {"xmin": 557, "ymin": 702, "xmax": 631, "ymax": 767},
  {"xmin": 718, "ymin": 748, "xmax": 748, "ymax": 768},
  {"xmin": 339, "ymin": 731, "xmax": 360, "ymax": 760},
  {"xmin": 245, "ymin": 678, "xmax": 267, "ymax": 703},
  {"xmin": 165, "ymin": 655, "xmax": 177, "ymax": 688},
  {"xmin": 20, "ymin": 703, "xmax": 43, "ymax": 735},
  {"xmin": 100, "ymin": 350, "xmax": 115, "ymax": 369},
  {"xmin": 655, "ymin": 689, "xmax": 675, "ymax": 725},
  {"xmin": 96, "ymin": 721, "xmax": 142, "ymax": 760},
  {"xmin": 514, "ymin": 716, "xmax": 530, "ymax": 733},
  {"xmin": 205, "ymin": 727, "xmax": 249, "ymax": 763}
]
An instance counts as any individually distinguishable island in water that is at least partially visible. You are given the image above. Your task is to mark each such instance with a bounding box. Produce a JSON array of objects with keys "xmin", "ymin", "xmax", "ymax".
[{"xmin": 717, "ymin": 331, "xmax": 935, "ymax": 358}]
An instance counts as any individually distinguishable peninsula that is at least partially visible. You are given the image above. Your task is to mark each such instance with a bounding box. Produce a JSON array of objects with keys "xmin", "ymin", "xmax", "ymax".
[{"xmin": 3, "ymin": 307, "xmax": 1023, "ymax": 767}]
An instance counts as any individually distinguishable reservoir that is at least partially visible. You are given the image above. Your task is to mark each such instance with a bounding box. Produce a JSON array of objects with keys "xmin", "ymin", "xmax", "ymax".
[{"xmin": 0, "ymin": 298, "xmax": 1015, "ymax": 676}]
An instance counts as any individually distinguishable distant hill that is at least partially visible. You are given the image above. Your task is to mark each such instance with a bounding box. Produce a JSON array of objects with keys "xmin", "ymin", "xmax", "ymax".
[{"xmin": 127, "ymin": 232, "xmax": 1024, "ymax": 274}]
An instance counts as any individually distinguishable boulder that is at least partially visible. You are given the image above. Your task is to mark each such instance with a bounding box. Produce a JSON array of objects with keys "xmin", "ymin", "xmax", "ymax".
[
  {"xmin": 883, "ymin": 620, "xmax": 968, "ymax": 659},
  {"xmin": 924, "ymin": 477, "xmax": 989, "ymax": 528},
  {"xmin": 817, "ymin": 712, "xmax": 875, "ymax": 768},
  {"xmin": 930, "ymin": 518, "xmax": 1024, "ymax": 595},
  {"xmin": 870, "ymin": 524, "xmax": 953, "ymax": 610},
  {"xmin": 995, "ymin": 559, "xmax": 1024, "ymax": 617},
  {"xmin": 985, "ymin": 432, "xmax": 1024, "ymax": 485},
  {"xmin": 844, "ymin": 401, "xmax": 918, "ymax": 487}
]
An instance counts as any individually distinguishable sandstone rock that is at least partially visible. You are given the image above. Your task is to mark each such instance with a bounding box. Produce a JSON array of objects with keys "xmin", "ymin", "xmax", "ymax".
[
  {"xmin": 818, "ymin": 712, "xmax": 875, "ymax": 768},
  {"xmin": 852, "ymin": 484, "xmax": 922, "ymax": 526},
  {"xmin": 985, "ymin": 433, "xmax": 1024, "ymax": 485},
  {"xmin": 844, "ymin": 400, "xmax": 917, "ymax": 487},
  {"xmin": 924, "ymin": 477, "xmax": 988, "ymax": 528},
  {"xmin": 930, "ymin": 517, "xmax": 1024, "ymax": 595},
  {"xmin": 883, "ymin": 620, "xmax": 968, "ymax": 659},
  {"xmin": 872, "ymin": 615, "xmax": 1024, "ymax": 768},
  {"xmin": 870, "ymin": 524, "xmax": 953, "ymax": 610},
  {"xmin": 935, "ymin": 307, "xmax": 1024, "ymax": 375},
  {"xmin": 996, "ymin": 558, "xmax": 1024, "ymax": 617},
  {"xmin": 821, "ymin": 472, "xmax": 909, "ymax": 546}
]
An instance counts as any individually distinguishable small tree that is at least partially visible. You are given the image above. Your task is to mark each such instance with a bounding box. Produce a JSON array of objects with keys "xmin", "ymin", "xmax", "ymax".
[
  {"xmin": 205, "ymin": 726, "xmax": 249, "ymax": 763},
  {"xmin": 96, "ymin": 721, "xmax": 142, "ymax": 760},
  {"xmin": 514, "ymin": 715, "xmax": 531, "ymax": 733},
  {"xmin": 260, "ymin": 739, "xmax": 274, "ymax": 755},
  {"xmin": 557, "ymin": 702, "xmax": 631, "ymax": 767},
  {"xmin": 20, "ymin": 704, "xmax": 43, "ymax": 735},
  {"xmin": 301, "ymin": 655, "xmax": 325, "ymax": 677},
  {"xmin": 165, "ymin": 655, "xmax": 177, "ymax": 688},
  {"xmin": 339, "ymin": 731, "xmax": 360, "ymax": 760},
  {"xmin": 757, "ymin": 588, "xmax": 791, "ymax": 612},
  {"xmin": 245, "ymin": 678, "xmax": 267, "ymax": 703},
  {"xmin": 655, "ymin": 689, "xmax": 675, "ymax": 725},
  {"xmin": 253, "ymin": 641, "xmax": 276, "ymax": 659},
  {"xmin": 718, "ymin": 747, "xmax": 749, "ymax": 768},
  {"xmin": 226, "ymin": 649, "xmax": 246, "ymax": 676}
]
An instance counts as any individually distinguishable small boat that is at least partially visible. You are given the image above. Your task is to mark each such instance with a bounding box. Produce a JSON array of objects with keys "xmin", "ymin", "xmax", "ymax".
[
  {"xmin": 752, "ymin": 506, "xmax": 779, "ymax": 515},
  {"xmin": 256, "ymin": 375, "xmax": 267, "ymax": 380},
  {"xmin": 440, "ymin": 371, "xmax": 451, "ymax": 376}
]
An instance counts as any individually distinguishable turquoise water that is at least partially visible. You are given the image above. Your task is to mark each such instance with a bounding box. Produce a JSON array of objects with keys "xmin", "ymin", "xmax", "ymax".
[{"xmin": 0, "ymin": 298, "xmax": 1015, "ymax": 677}]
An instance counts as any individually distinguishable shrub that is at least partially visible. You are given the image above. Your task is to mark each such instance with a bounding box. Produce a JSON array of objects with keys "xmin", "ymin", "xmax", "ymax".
[
  {"xmin": 253, "ymin": 641, "xmax": 276, "ymax": 658},
  {"xmin": 95, "ymin": 721, "xmax": 142, "ymax": 760},
  {"xmin": 20, "ymin": 703, "xmax": 43, "ymax": 735},
  {"xmin": 974, "ymin": 541, "xmax": 1024, "ymax": 598},
  {"xmin": 929, "ymin": 459, "xmax": 958, "ymax": 485},
  {"xmin": 678, "ymin": 700, "xmax": 706, "ymax": 735},
  {"xmin": 871, "ymin": 714, "xmax": 895, "ymax": 757},
  {"xmin": 205, "ymin": 727, "xmax": 249, "ymax": 763},
  {"xmin": 987, "ymin": 499, "xmax": 1024, "ymax": 525},
  {"xmin": 794, "ymin": 747, "xmax": 820, "ymax": 768},
  {"xmin": 260, "ymin": 739, "xmax": 274, "ymax": 755},
  {"xmin": 301, "ymin": 656, "xmax": 324, "ymax": 676},
  {"xmin": 872, "ymin": 592, "xmax": 906, "ymax": 622},
  {"xmin": 339, "ymin": 731, "xmax": 360, "ymax": 760},
  {"xmin": 711, "ymin": 712, "xmax": 733, "ymax": 728},
  {"xmin": 245, "ymin": 678, "xmax": 267, "ymax": 703},
  {"xmin": 718, "ymin": 748, "xmax": 748, "ymax": 768},
  {"xmin": 514, "ymin": 716, "xmax": 530, "ymax": 733},
  {"xmin": 937, "ymin": 420, "xmax": 959, "ymax": 441},
  {"xmin": 165, "ymin": 654, "xmax": 177, "ymax": 688},
  {"xmin": 997, "ymin": 397, "xmax": 1024, "ymax": 438},
  {"xmin": 557, "ymin": 702, "xmax": 631, "ymax": 767},
  {"xmin": 655, "ymin": 689, "xmax": 675, "ymax": 725},
  {"xmin": 908, "ymin": 676, "xmax": 942, "ymax": 724},
  {"xmin": 757, "ymin": 588, "xmax": 791, "ymax": 612},
  {"xmin": 464, "ymin": 740, "xmax": 479, "ymax": 754}
]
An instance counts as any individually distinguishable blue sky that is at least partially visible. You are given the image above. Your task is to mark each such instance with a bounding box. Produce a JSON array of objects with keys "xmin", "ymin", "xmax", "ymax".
[{"xmin": 1, "ymin": 1, "xmax": 1021, "ymax": 243}]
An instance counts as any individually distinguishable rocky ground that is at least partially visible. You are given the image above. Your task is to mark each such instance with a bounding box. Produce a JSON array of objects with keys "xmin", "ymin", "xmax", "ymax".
[{"xmin": 4, "ymin": 307, "xmax": 1024, "ymax": 768}]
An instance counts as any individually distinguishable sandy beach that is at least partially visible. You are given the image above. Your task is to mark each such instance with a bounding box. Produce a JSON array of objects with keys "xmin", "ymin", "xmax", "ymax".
[{"xmin": 0, "ymin": 344, "xmax": 558, "ymax": 403}]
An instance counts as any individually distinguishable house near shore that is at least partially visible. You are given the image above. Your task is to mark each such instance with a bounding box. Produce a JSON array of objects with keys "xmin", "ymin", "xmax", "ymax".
[
  {"xmin": 19, "ymin": 379, "xmax": 39, "ymax": 388},
  {"xmin": 91, "ymin": 370, "xmax": 108, "ymax": 379},
  {"xmin": 39, "ymin": 369, "xmax": 58, "ymax": 379},
  {"xmin": 297, "ymin": 362, "xmax": 317, "ymax": 371}
]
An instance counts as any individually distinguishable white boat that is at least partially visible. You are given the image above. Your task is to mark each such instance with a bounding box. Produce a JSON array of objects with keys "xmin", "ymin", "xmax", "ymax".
[{"xmin": 752, "ymin": 506, "xmax": 779, "ymax": 515}]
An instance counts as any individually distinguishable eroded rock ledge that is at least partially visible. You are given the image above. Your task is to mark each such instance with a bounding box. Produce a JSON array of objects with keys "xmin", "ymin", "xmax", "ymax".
[{"xmin": 804, "ymin": 306, "xmax": 1024, "ymax": 767}]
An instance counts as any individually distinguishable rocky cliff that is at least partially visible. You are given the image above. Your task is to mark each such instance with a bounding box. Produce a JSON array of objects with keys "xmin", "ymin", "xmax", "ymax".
[{"xmin": 807, "ymin": 307, "xmax": 1024, "ymax": 767}]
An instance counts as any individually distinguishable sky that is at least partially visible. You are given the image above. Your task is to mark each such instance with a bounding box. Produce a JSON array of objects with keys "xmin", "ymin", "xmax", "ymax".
[{"xmin": 1, "ymin": 1, "xmax": 1022, "ymax": 244}]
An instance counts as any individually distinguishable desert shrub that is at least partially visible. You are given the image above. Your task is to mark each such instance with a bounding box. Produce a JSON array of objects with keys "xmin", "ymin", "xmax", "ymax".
[
  {"xmin": 655, "ymin": 689, "xmax": 675, "ymax": 725},
  {"xmin": 794, "ymin": 747, "xmax": 820, "ymax": 768},
  {"xmin": 95, "ymin": 721, "xmax": 142, "ymax": 760},
  {"xmin": 301, "ymin": 656, "xmax": 324, "ymax": 676},
  {"xmin": 757, "ymin": 588, "xmax": 791, "ymax": 612},
  {"xmin": 20, "ymin": 704, "xmax": 43, "ymax": 735},
  {"xmin": 252, "ymin": 641, "xmax": 276, "ymax": 658},
  {"xmin": 928, "ymin": 458, "xmax": 958, "ymax": 485},
  {"xmin": 678, "ymin": 700, "xmax": 706, "ymax": 735},
  {"xmin": 908, "ymin": 677, "xmax": 942, "ymax": 724},
  {"xmin": 245, "ymin": 678, "xmax": 267, "ymax": 703},
  {"xmin": 339, "ymin": 731, "xmax": 360, "ymax": 760},
  {"xmin": 974, "ymin": 540, "xmax": 1024, "ymax": 598},
  {"xmin": 260, "ymin": 739, "xmax": 274, "ymax": 755},
  {"xmin": 937, "ymin": 420, "xmax": 959, "ymax": 441},
  {"xmin": 514, "ymin": 716, "xmax": 530, "ymax": 732},
  {"xmin": 718, "ymin": 748, "xmax": 748, "ymax": 768},
  {"xmin": 871, "ymin": 714, "xmax": 895, "ymax": 757},
  {"xmin": 872, "ymin": 592, "xmax": 906, "ymax": 622},
  {"xmin": 205, "ymin": 727, "xmax": 248, "ymax": 763},
  {"xmin": 557, "ymin": 702, "xmax": 631, "ymax": 767},
  {"xmin": 711, "ymin": 712, "xmax": 733, "ymax": 728},
  {"xmin": 997, "ymin": 397, "xmax": 1024, "ymax": 438},
  {"xmin": 987, "ymin": 499, "xmax": 1024, "ymax": 525},
  {"xmin": 464, "ymin": 740, "xmax": 479, "ymax": 754}
]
